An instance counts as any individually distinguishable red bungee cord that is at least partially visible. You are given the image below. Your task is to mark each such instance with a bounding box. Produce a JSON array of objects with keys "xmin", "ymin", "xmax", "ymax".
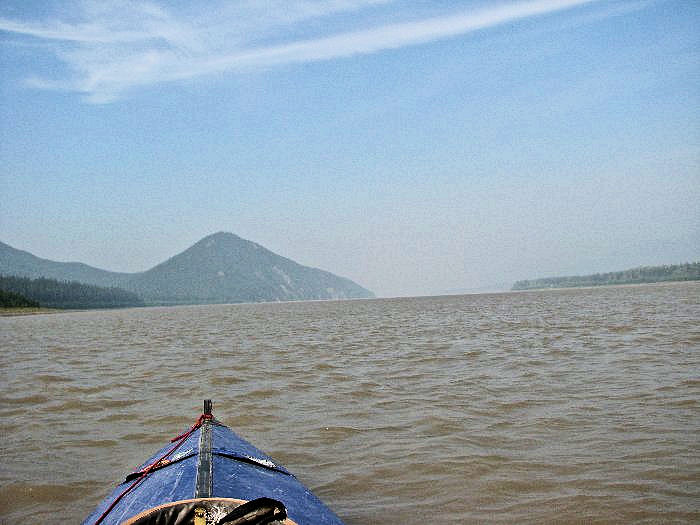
[{"xmin": 93, "ymin": 413, "xmax": 212, "ymax": 525}]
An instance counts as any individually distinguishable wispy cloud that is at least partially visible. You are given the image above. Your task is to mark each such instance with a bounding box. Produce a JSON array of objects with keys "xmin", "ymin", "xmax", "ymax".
[{"xmin": 1, "ymin": 0, "xmax": 605, "ymax": 102}]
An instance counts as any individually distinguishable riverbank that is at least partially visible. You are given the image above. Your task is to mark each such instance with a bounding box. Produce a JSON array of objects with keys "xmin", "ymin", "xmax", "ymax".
[{"xmin": 0, "ymin": 307, "xmax": 64, "ymax": 317}]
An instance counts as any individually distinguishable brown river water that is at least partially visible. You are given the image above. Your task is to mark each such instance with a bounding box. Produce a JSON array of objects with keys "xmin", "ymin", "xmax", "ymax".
[{"xmin": 1, "ymin": 282, "xmax": 699, "ymax": 524}]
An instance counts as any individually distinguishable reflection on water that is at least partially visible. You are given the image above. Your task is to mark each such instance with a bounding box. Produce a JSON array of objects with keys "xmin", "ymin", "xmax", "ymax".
[{"xmin": 1, "ymin": 282, "xmax": 699, "ymax": 523}]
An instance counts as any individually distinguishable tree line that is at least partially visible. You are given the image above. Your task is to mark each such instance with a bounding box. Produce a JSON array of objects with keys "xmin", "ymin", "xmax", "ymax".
[
  {"xmin": 512, "ymin": 262, "xmax": 700, "ymax": 290},
  {"xmin": 0, "ymin": 275, "xmax": 145, "ymax": 309},
  {"xmin": 0, "ymin": 288, "xmax": 40, "ymax": 308}
]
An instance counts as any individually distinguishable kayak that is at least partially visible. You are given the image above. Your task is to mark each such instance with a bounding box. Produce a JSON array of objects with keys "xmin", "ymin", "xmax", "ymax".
[{"xmin": 83, "ymin": 401, "xmax": 344, "ymax": 525}]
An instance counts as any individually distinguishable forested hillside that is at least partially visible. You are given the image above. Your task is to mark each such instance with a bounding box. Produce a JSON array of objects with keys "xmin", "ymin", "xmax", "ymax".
[
  {"xmin": 0, "ymin": 275, "xmax": 145, "ymax": 309},
  {"xmin": 0, "ymin": 288, "xmax": 40, "ymax": 307},
  {"xmin": 512, "ymin": 262, "xmax": 700, "ymax": 290}
]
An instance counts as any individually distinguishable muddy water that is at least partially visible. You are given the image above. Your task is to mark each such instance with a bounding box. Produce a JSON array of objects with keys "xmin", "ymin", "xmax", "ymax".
[{"xmin": 1, "ymin": 282, "xmax": 699, "ymax": 523}]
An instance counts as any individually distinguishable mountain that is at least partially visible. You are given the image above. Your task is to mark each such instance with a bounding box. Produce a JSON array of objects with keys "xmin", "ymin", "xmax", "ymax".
[
  {"xmin": 0, "ymin": 240, "xmax": 131, "ymax": 287},
  {"xmin": 0, "ymin": 233, "xmax": 374, "ymax": 304}
]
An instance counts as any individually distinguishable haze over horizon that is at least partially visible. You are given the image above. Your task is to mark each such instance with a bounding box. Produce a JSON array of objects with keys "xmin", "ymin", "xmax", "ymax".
[{"xmin": 1, "ymin": 0, "xmax": 698, "ymax": 297}]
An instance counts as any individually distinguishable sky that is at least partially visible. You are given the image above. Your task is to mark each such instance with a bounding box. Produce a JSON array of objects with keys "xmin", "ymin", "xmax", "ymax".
[{"xmin": 1, "ymin": 0, "xmax": 698, "ymax": 297}]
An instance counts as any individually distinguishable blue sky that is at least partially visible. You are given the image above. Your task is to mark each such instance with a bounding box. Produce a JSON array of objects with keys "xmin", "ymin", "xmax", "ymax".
[{"xmin": 1, "ymin": 0, "xmax": 698, "ymax": 296}]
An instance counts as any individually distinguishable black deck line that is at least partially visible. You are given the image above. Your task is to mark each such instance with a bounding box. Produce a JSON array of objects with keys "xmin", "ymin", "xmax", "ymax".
[
  {"xmin": 195, "ymin": 419, "xmax": 213, "ymax": 497},
  {"xmin": 213, "ymin": 451, "xmax": 293, "ymax": 476}
]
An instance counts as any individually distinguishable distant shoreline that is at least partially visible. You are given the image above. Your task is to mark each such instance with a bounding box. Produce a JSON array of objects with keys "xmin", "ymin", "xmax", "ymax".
[
  {"xmin": 508, "ymin": 279, "xmax": 698, "ymax": 293},
  {"xmin": 511, "ymin": 277, "xmax": 700, "ymax": 292},
  {"xmin": 512, "ymin": 262, "xmax": 699, "ymax": 291},
  {"xmin": 0, "ymin": 307, "xmax": 65, "ymax": 317},
  {"xmin": 2, "ymin": 281, "xmax": 698, "ymax": 312}
]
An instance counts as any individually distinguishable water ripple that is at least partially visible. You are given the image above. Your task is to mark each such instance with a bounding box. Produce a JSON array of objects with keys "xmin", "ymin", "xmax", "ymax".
[{"xmin": 0, "ymin": 282, "xmax": 699, "ymax": 523}]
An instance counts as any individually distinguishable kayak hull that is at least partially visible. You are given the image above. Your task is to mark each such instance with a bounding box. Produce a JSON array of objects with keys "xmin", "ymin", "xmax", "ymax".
[{"xmin": 82, "ymin": 413, "xmax": 344, "ymax": 525}]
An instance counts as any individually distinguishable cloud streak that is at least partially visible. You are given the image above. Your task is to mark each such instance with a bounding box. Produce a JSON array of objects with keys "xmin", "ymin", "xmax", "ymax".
[{"xmin": 1, "ymin": 0, "xmax": 602, "ymax": 102}]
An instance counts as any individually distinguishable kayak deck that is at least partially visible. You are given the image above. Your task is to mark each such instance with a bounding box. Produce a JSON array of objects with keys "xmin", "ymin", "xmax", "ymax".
[{"xmin": 83, "ymin": 402, "xmax": 344, "ymax": 525}]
